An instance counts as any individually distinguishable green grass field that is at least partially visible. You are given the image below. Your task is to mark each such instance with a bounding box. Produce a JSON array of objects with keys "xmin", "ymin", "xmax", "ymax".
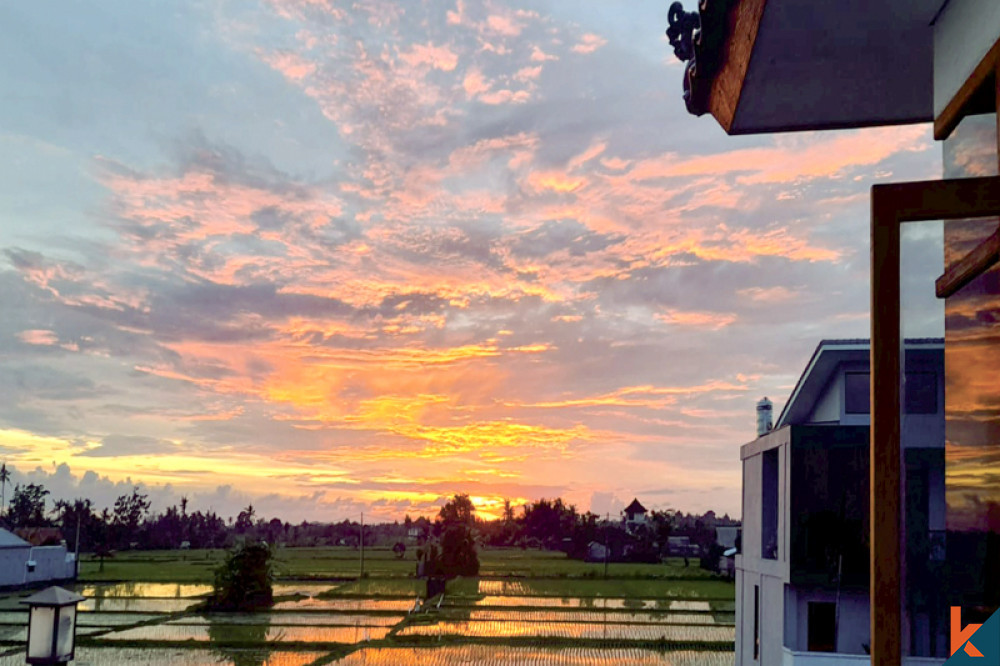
[{"xmin": 79, "ymin": 547, "xmax": 729, "ymax": 591}]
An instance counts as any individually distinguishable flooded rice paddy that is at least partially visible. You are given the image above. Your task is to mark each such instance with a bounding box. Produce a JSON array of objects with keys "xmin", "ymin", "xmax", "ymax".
[{"xmin": 0, "ymin": 579, "xmax": 735, "ymax": 664}]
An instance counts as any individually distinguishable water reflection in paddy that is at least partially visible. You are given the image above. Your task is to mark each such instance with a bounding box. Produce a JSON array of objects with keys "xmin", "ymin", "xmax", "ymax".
[
  {"xmin": 329, "ymin": 646, "xmax": 736, "ymax": 665},
  {"xmin": 397, "ymin": 620, "xmax": 735, "ymax": 641},
  {"xmin": 79, "ymin": 582, "xmax": 212, "ymax": 598},
  {"xmin": 0, "ymin": 648, "xmax": 325, "ymax": 666},
  {"xmin": 106, "ymin": 623, "xmax": 390, "ymax": 643}
]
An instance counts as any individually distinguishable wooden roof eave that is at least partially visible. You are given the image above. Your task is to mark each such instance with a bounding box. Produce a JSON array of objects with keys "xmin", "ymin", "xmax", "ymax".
[{"xmin": 686, "ymin": 0, "xmax": 768, "ymax": 134}]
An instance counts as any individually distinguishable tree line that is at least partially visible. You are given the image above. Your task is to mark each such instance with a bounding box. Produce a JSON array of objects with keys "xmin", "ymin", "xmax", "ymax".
[{"xmin": 0, "ymin": 481, "xmax": 736, "ymax": 569}]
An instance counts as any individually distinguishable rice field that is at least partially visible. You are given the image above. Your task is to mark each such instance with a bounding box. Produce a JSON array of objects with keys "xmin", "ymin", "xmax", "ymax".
[
  {"xmin": 331, "ymin": 646, "xmax": 737, "ymax": 666},
  {"xmin": 169, "ymin": 612, "xmax": 403, "ymax": 627},
  {"xmin": 0, "ymin": 648, "xmax": 327, "ymax": 666},
  {"xmin": 80, "ymin": 597, "xmax": 200, "ymax": 612},
  {"xmin": 0, "ymin": 548, "xmax": 736, "ymax": 663},
  {"xmin": 457, "ymin": 595, "xmax": 716, "ymax": 610},
  {"xmin": 460, "ymin": 609, "xmax": 728, "ymax": 625},
  {"xmin": 103, "ymin": 623, "xmax": 391, "ymax": 643},
  {"xmin": 396, "ymin": 620, "xmax": 735, "ymax": 642},
  {"xmin": 272, "ymin": 597, "xmax": 415, "ymax": 612},
  {"xmin": 79, "ymin": 583, "xmax": 213, "ymax": 598}
]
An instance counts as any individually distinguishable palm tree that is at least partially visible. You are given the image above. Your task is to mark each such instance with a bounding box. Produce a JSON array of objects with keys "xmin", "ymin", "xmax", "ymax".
[{"xmin": 0, "ymin": 463, "xmax": 9, "ymax": 521}]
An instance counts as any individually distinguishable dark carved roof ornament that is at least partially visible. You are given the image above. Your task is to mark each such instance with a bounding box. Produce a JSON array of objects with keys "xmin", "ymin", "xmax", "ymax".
[
  {"xmin": 665, "ymin": 0, "xmax": 732, "ymax": 116},
  {"xmin": 666, "ymin": 2, "xmax": 700, "ymax": 62}
]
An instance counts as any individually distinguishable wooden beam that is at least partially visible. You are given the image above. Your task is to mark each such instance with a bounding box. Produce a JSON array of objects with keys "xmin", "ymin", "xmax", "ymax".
[
  {"xmin": 870, "ymin": 185, "xmax": 902, "ymax": 666},
  {"xmin": 706, "ymin": 0, "xmax": 767, "ymax": 133},
  {"xmin": 935, "ymin": 227, "xmax": 1000, "ymax": 298},
  {"xmin": 934, "ymin": 35, "xmax": 1000, "ymax": 141}
]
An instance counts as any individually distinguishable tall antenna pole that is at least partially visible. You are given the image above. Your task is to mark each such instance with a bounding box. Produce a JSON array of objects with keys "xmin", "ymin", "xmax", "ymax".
[
  {"xmin": 74, "ymin": 510, "xmax": 82, "ymax": 579},
  {"xmin": 360, "ymin": 511, "xmax": 365, "ymax": 578},
  {"xmin": 604, "ymin": 512, "xmax": 609, "ymax": 579}
]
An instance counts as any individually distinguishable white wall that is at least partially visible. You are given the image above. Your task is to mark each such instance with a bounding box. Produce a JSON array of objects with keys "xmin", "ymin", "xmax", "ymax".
[
  {"xmin": 787, "ymin": 588, "xmax": 869, "ymax": 655},
  {"xmin": 0, "ymin": 545, "xmax": 74, "ymax": 588},
  {"xmin": 24, "ymin": 546, "xmax": 75, "ymax": 586},
  {"xmin": 0, "ymin": 548, "xmax": 31, "ymax": 587},
  {"xmin": 739, "ymin": 427, "xmax": 791, "ymax": 665},
  {"xmin": 934, "ymin": 0, "xmax": 1000, "ymax": 117},
  {"xmin": 807, "ymin": 377, "xmax": 839, "ymax": 423}
]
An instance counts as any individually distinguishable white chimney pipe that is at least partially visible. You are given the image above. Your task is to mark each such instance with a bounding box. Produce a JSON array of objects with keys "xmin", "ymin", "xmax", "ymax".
[{"xmin": 756, "ymin": 397, "xmax": 773, "ymax": 437}]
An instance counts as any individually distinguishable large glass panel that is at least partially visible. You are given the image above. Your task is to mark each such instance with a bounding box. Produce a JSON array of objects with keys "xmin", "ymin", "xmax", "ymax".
[
  {"xmin": 895, "ymin": 112, "xmax": 1000, "ymax": 660},
  {"xmin": 941, "ymin": 112, "xmax": 1000, "ymax": 648},
  {"xmin": 899, "ymin": 217, "xmax": 946, "ymax": 660}
]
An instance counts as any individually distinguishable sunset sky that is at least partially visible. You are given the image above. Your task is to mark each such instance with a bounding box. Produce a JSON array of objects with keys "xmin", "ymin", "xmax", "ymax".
[{"xmin": 0, "ymin": 0, "xmax": 944, "ymax": 523}]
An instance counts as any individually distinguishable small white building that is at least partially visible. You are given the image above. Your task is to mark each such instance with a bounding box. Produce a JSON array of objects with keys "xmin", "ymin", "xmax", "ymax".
[
  {"xmin": 622, "ymin": 498, "xmax": 648, "ymax": 534},
  {"xmin": 0, "ymin": 529, "xmax": 76, "ymax": 589},
  {"xmin": 585, "ymin": 541, "xmax": 609, "ymax": 562},
  {"xmin": 737, "ymin": 339, "xmax": 945, "ymax": 665}
]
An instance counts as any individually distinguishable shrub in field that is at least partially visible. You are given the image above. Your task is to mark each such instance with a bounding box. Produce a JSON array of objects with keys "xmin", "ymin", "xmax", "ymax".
[
  {"xmin": 439, "ymin": 524, "xmax": 479, "ymax": 577},
  {"xmin": 207, "ymin": 541, "xmax": 274, "ymax": 611},
  {"xmin": 419, "ymin": 495, "xmax": 480, "ymax": 579}
]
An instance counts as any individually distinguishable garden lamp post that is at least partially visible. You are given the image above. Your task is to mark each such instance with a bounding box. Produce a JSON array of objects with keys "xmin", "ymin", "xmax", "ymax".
[{"xmin": 21, "ymin": 586, "xmax": 85, "ymax": 665}]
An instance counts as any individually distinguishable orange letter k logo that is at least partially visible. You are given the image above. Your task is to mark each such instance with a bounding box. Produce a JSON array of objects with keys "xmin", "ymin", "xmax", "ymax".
[{"xmin": 953, "ymin": 607, "xmax": 985, "ymax": 657}]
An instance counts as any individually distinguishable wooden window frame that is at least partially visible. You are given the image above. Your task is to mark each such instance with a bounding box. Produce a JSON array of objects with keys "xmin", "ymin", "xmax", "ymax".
[{"xmin": 870, "ymin": 175, "xmax": 1000, "ymax": 666}]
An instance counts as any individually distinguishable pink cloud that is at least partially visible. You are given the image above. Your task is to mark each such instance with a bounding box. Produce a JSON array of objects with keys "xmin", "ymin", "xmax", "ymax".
[
  {"xmin": 514, "ymin": 65, "xmax": 543, "ymax": 82},
  {"xmin": 259, "ymin": 50, "xmax": 317, "ymax": 80},
  {"xmin": 462, "ymin": 68, "xmax": 490, "ymax": 97},
  {"xmin": 446, "ymin": 0, "xmax": 466, "ymax": 26},
  {"xmin": 530, "ymin": 45, "xmax": 558, "ymax": 62},
  {"xmin": 655, "ymin": 309, "xmax": 738, "ymax": 330},
  {"xmin": 486, "ymin": 14, "xmax": 522, "ymax": 37},
  {"xmin": 398, "ymin": 42, "xmax": 459, "ymax": 72},
  {"xmin": 18, "ymin": 329, "xmax": 59, "ymax": 346},
  {"xmin": 572, "ymin": 33, "xmax": 607, "ymax": 55}
]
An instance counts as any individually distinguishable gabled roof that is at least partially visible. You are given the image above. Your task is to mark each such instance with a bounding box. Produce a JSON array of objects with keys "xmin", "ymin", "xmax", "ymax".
[
  {"xmin": 624, "ymin": 498, "xmax": 647, "ymax": 515},
  {"xmin": 775, "ymin": 338, "xmax": 943, "ymax": 428},
  {"xmin": 0, "ymin": 528, "xmax": 31, "ymax": 549},
  {"xmin": 15, "ymin": 527, "xmax": 64, "ymax": 547}
]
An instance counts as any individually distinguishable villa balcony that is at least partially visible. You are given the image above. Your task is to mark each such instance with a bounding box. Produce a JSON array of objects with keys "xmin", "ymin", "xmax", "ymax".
[{"xmin": 781, "ymin": 648, "xmax": 944, "ymax": 666}]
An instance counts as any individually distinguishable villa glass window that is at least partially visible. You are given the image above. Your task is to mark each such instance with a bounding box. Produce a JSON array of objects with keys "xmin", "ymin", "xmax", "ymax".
[
  {"xmin": 904, "ymin": 372, "xmax": 936, "ymax": 414},
  {"xmin": 761, "ymin": 448, "xmax": 778, "ymax": 560},
  {"xmin": 844, "ymin": 372, "xmax": 870, "ymax": 414},
  {"xmin": 807, "ymin": 601, "xmax": 836, "ymax": 652},
  {"xmin": 753, "ymin": 585, "xmax": 760, "ymax": 661}
]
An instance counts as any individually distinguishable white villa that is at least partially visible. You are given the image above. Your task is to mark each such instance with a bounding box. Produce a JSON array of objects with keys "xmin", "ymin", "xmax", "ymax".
[
  {"xmin": 737, "ymin": 339, "xmax": 945, "ymax": 665},
  {"xmin": 0, "ymin": 528, "xmax": 76, "ymax": 589}
]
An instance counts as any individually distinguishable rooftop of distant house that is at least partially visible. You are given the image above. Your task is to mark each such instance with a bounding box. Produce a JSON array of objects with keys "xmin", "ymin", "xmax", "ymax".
[{"xmin": 624, "ymin": 498, "xmax": 647, "ymax": 515}]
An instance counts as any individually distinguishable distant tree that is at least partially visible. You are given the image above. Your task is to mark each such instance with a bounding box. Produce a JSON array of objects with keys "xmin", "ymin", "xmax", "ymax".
[
  {"xmin": 438, "ymin": 494, "xmax": 475, "ymax": 529},
  {"xmin": 503, "ymin": 498, "xmax": 514, "ymax": 524},
  {"xmin": 112, "ymin": 487, "xmax": 150, "ymax": 547},
  {"xmin": 53, "ymin": 498, "xmax": 100, "ymax": 551},
  {"xmin": 266, "ymin": 518, "xmax": 284, "ymax": 544},
  {"xmin": 235, "ymin": 505, "xmax": 256, "ymax": 534},
  {"xmin": 146, "ymin": 505, "xmax": 185, "ymax": 550},
  {"xmin": 0, "ymin": 463, "xmax": 9, "ymax": 520},
  {"xmin": 7, "ymin": 483, "xmax": 49, "ymax": 528}
]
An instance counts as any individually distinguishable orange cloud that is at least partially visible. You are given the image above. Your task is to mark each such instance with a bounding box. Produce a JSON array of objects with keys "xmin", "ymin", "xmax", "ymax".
[{"xmin": 656, "ymin": 309, "xmax": 738, "ymax": 330}]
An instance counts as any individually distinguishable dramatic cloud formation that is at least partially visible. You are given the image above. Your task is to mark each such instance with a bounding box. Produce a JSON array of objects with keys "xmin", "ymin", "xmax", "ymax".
[{"xmin": 0, "ymin": 0, "xmax": 940, "ymax": 522}]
